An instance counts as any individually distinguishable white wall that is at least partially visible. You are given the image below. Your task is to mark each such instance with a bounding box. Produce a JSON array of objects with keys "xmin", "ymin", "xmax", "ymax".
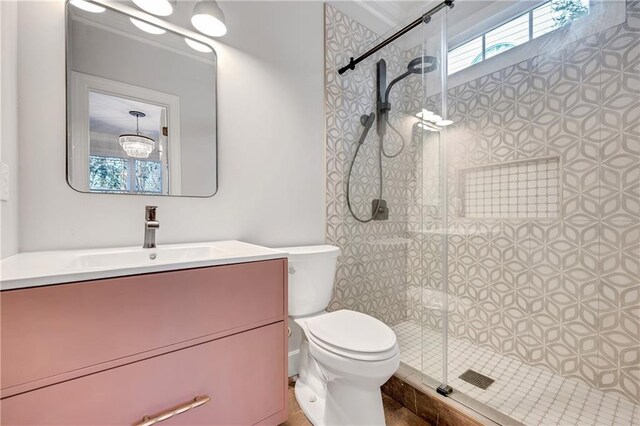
[
  {"xmin": 17, "ymin": 0, "xmax": 325, "ymax": 252},
  {"xmin": 1, "ymin": 0, "xmax": 19, "ymax": 259}
]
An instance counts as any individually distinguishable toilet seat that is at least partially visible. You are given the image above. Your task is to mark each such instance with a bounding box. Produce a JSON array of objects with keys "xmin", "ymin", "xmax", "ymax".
[{"xmin": 304, "ymin": 310, "xmax": 398, "ymax": 361}]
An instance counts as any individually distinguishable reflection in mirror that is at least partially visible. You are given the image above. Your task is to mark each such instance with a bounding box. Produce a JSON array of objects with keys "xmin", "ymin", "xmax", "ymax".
[
  {"xmin": 89, "ymin": 95, "xmax": 167, "ymax": 194},
  {"xmin": 66, "ymin": 0, "xmax": 217, "ymax": 196}
]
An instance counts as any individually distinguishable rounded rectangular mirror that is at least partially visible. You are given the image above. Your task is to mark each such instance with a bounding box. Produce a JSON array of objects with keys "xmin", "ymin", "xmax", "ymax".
[{"xmin": 66, "ymin": 0, "xmax": 217, "ymax": 197}]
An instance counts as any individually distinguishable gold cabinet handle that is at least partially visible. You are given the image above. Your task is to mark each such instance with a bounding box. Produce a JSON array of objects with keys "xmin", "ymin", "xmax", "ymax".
[{"xmin": 135, "ymin": 395, "xmax": 211, "ymax": 426}]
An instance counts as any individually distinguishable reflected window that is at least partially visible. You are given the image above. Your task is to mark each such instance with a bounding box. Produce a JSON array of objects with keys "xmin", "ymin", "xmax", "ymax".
[
  {"xmin": 135, "ymin": 160, "xmax": 163, "ymax": 193},
  {"xmin": 89, "ymin": 155, "xmax": 162, "ymax": 194},
  {"xmin": 89, "ymin": 156, "xmax": 129, "ymax": 192}
]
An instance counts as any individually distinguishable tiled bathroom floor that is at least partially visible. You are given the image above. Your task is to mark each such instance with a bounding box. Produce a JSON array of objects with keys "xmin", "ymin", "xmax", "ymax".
[
  {"xmin": 392, "ymin": 320, "xmax": 640, "ymax": 426},
  {"xmin": 282, "ymin": 378, "xmax": 430, "ymax": 426}
]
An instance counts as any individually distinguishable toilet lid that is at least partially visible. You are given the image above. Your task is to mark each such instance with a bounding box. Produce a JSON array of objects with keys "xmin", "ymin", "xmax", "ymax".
[{"xmin": 306, "ymin": 310, "xmax": 397, "ymax": 354}]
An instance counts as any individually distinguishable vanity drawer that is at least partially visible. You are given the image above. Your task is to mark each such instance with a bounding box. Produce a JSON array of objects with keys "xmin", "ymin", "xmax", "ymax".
[
  {"xmin": 1, "ymin": 259, "xmax": 286, "ymax": 392},
  {"xmin": 1, "ymin": 322, "xmax": 287, "ymax": 425}
]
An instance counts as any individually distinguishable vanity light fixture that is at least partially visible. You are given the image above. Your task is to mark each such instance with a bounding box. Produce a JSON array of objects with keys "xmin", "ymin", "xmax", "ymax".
[
  {"xmin": 131, "ymin": 0, "xmax": 173, "ymax": 17},
  {"xmin": 191, "ymin": 0, "xmax": 227, "ymax": 37},
  {"xmin": 130, "ymin": 18, "xmax": 166, "ymax": 35},
  {"xmin": 184, "ymin": 38, "xmax": 213, "ymax": 53},
  {"xmin": 119, "ymin": 111, "xmax": 155, "ymax": 159},
  {"xmin": 70, "ymin": 0, "xmax": 105, "ymax": 13}
]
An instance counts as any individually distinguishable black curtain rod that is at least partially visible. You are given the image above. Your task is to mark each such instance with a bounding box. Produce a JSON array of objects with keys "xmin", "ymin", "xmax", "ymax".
[{"xmin": 338, "ymin": 0, "xmax": 455, "ymax": 75}]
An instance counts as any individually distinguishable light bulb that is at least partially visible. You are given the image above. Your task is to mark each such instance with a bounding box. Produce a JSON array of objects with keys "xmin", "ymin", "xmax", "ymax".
[
  {"xmin": 418, "ymin": 122, "xmax": 439, "ymax": 132},
  {"xmin": 185, "ymin": 38, "xmax": 213, "ymax": 53},
  {"xmin": 130, "ymin": 18, "xmax": 166, "ymax": 35},
  {"xmin": 191, "ymin": 1, "xmax": 227, "ymax": 37},
  {"xmin": 416, "ymin": 109, "xmax": 434, "ymax": 119},
  {"xmin": 132, "ymin": 0, "xmax": 173, "ymax": 16},
  {"xmin": 70, "ymin": 0, "xmax": 105, "ymax": 13}
]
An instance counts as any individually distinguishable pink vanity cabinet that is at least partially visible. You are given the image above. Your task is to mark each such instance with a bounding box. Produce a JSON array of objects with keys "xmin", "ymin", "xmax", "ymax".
[{"xmin": 0, "ymin": 259, "xmax": 288, "ymax": 425}]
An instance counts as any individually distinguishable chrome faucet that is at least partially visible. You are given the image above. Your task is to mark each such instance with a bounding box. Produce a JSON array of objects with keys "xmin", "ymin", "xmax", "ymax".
[{"xmin": 143, "ymin": 206, "xmax": 159, "ymax": 248}]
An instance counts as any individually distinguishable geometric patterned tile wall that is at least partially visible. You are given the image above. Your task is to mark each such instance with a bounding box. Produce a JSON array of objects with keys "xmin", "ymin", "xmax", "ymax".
[
  {"xmin": 324, "ymin": 4, "xmax": 414, "ymax": 326},
  {"xmin": 325, "ymin": 0, "xmax": 640, "ymax": 406},
  {"xmin": 426, "ymin": 0, "xmax": 639, "ymax": 405}
]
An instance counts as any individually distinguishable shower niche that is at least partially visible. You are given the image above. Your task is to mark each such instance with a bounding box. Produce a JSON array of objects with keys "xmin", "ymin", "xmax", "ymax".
[{"xmin": 457, "ymin": 156, "xmax": 561, "ymax": 219}]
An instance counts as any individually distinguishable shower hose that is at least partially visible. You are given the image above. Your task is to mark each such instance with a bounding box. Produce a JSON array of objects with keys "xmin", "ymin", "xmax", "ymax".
[{"xmin": 346, "ymin": 114, "xmax": 406, "ymax": 223}]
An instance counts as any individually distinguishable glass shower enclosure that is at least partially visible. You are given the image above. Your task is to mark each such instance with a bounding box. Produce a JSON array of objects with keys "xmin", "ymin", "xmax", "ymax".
[{"xmin": 325, "ymin": 0, "xmax": 639, "ymax": 424}]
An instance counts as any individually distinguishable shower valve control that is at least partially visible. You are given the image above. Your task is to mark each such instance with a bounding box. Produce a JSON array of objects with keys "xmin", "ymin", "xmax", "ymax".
[{"xmin": 372, "ymin": 199, "xmax": 389, "ymax": 221}]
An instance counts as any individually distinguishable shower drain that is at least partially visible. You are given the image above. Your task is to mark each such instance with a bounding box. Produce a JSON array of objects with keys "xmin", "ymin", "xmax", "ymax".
[{"xmin": 458, "ymin": 369, "xmax": 495, "ymax": 390}]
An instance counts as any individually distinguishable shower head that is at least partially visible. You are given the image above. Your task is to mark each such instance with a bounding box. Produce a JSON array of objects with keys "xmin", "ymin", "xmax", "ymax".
[
  {"xmin": 407, "ymin": 55, "xmax": 438, "ymax": 74},
  {"xmin": 376, "ymin": 56, "xmax": 439, "ymax": 137},
  {"xmin": 383, "ymin": 55, "xmax": 439, "ymax": 102}
]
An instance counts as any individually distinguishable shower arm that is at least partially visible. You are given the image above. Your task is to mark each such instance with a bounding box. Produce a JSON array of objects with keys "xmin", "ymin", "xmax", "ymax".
[
  {"xmin": 383, "ymin": 71, "xmax": 411, "ymax": 109},
  {"xmin": 337, "ymin": 0, "xmax": 454, "ymax": 75}
]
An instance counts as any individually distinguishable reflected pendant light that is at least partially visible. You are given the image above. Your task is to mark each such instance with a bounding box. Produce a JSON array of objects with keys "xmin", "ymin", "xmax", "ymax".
[
  {"xmin": 119, "ymin": 111, "xmax": 155, "ymax": 158},
  {"xmin": 191, "ymin": 0, "xmax": 227, "ymax": 37},
  {"xmin": 131, "ymin": 0, "xmax": 173, "ymax": 16}
]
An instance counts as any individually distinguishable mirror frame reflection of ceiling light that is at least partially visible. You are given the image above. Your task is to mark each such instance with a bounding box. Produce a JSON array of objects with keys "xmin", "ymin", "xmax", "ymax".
[
  {"xmin": 191, "ymin": 0, "xmax": 227, "ymax": 37},
  {"xmin": 418, "ymin": 122, "xmax": 440, "ymax": 132},
  {"xmin": 70, "ymin": 0, "xmax": 105, "ymax": 13},
  {"xmin": 416, "ymin": 109, "xmax": 433, "ymax": 120},
  {"xmin": 415, "ymin": 109, "xmax": 453, "ymax": 127},
  {"xmin": 184, "ymin": 38, "xmax": 213, "ymax": 53},
  {"xmin": 129, "ymin": 18, "xmax": 167, "ymax": 35},
  {"xmin": 131, "ymin": 0, "xmax": 173, "ymax": 17},
  {"xmin": 129, "ymin": 17, "xmax": 166, "ymax": 35}
]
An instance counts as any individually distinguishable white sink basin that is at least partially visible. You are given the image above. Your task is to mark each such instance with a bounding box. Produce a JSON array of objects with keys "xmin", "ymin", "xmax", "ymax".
[
  {"xmin": 1, "ymin": 241, "xmax": 287, "ymax": 290},
  {"xmin": 75, "ymin": 246, "xmax": 217, "ymax": 269}
]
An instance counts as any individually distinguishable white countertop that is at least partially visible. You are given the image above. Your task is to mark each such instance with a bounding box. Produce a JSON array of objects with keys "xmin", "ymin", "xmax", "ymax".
[{"xmin": 0, "ymin": 241, "xmax": 288, "ymax": 291}]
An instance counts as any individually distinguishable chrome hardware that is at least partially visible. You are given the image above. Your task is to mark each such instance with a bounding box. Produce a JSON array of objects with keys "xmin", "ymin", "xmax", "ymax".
[
  {"xmin": 143, "ymin": 206, "xmax": 159, "ymax": 249},
  {"xmin": 135, "ymin": 395, "xmax": 211, "ymax": 426}
]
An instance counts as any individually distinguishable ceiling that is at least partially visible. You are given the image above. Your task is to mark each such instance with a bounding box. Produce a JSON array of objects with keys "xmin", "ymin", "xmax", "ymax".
[
  {"xmin": 73, "ymin": 1, "xmax": 216, "ymax": 63},
  {"xmin": 101, "ymin": 1, "xmax": 530, "ymax": 52},
  {"xmin": 89, "ymin": 92, "xmax": 163, "ymax": 139}
]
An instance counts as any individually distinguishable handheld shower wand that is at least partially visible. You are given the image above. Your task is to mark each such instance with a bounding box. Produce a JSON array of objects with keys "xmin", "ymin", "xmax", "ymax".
[
  {"xmin": 346, "ymin": 112, "xmax": 383, "ymax": 223},
  {"xmin": 358, "ymin": 113, "xmax": 376, "ymax": 143}
]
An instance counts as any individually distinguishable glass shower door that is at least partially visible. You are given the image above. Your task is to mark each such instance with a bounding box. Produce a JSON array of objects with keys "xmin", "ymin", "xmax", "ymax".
[{"xmin": 415, "ymin": 3, "xmax": 449, "ymax": 391}]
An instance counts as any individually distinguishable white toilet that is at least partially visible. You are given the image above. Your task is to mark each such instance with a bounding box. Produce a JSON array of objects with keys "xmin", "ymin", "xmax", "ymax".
[{"xmin": 280, "ymin": 245, "xmax": 400, "ymax": 426}]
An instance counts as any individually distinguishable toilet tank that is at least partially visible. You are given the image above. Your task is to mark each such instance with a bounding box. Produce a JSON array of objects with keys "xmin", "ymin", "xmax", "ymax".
[{"xmin": 278, "ymin": 245, "xmax": 341, "ymax": 317}]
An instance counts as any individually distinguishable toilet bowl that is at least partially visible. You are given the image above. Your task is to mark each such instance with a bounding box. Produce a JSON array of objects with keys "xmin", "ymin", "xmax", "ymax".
[
  {"xmin": 279, "ymin": 245, "xmax": 400, "ymax": 426},
  {"xmin": 295, "ymin": 310, "xmax": 400, "ymax": 425}
]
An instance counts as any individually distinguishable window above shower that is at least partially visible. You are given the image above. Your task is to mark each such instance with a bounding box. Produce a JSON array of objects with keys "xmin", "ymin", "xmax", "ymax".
[
  {"xmin": 448, "ymin": 0, "xmax": 591, "ymax": 75},
  {"xmin": 446, "ymin": 0, "xmax": 626, "ymax": 85}
]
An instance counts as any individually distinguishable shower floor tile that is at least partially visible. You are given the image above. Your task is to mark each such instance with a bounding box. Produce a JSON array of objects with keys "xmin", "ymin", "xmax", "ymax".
[{"xmin": 392, "ymin": 320, "xmax": 640, "ymax": 426}]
